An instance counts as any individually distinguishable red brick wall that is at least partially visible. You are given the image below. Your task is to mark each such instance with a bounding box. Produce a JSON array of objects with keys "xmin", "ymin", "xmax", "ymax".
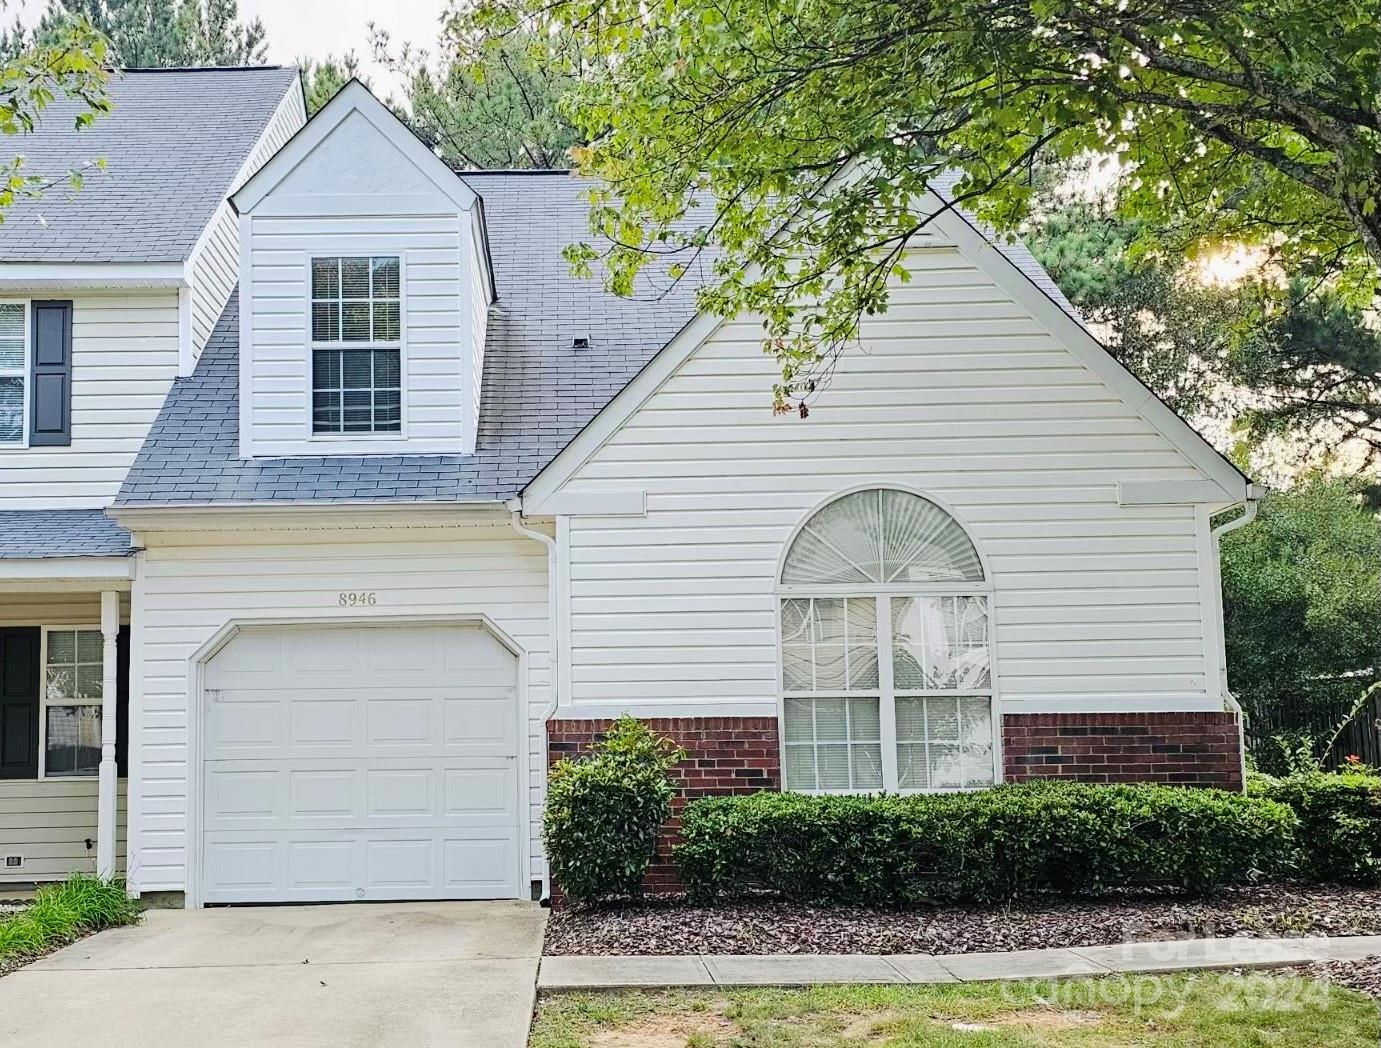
[
  {"xmin": 546, "ymin": 717, "xmax": 779, "ymax": 896},
  {"xmin": 1002, "ymin": 712, "xmax": 1244, "ymax": 790}
]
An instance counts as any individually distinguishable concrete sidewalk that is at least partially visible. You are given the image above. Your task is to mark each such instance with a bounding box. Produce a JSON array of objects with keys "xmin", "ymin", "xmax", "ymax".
[{"xmin": 539, "ymin": 933, "xmax": 1381, "ymax": 990}]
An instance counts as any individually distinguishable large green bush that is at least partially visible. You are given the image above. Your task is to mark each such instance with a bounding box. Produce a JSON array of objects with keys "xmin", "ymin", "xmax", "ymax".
[
  {"xmin": 543, "ymin": 716, "xmax": 685, "ymax": 904},
  {"xmin": 1249, "ymin": 769, "xmax": 1381, "ymax": 885},
  {"xmin": 676, "ymin": 783, "xmax": 1297, "ymax": 906}
]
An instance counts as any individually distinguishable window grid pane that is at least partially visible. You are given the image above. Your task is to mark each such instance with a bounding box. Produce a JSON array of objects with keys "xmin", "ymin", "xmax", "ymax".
[
  {"xmin": 782, "ymin": 695, "xmax": 882, "ymax": 791},
  {"xmin": 780, "ymin": 597, "xmax": 878, "ymax": 693},
  {"xmin": 310, "ymin": 255, "xmax": 401, "ymax": 346},
  {"xmin": 0, "ymin": 302, "xmax": 25, "ymax": 373},
  {"xmin": 45, "ymin": 705, "xmax": 101, "ymax": 778},
  {"xmin": 45, "ymin": 629, "xmax": 104, "ymax": 702},
  {"xmin": 895, "ymin": 695, "xmax": 995, "ymax": 790},
  {"xmin": 311, "ymin": 348, "xmax": 402, "ymax": 435}
]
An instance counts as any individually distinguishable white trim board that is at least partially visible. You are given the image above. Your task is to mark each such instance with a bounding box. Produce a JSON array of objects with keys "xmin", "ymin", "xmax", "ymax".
[{"xmin": 232, "ymin": 80, "xmax": 477, "ymax": 216}]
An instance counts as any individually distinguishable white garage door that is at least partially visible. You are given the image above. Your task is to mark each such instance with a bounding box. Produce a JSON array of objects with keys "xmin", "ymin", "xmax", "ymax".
[{"xmin": 200, "ymin": 622, "xmax": 523, "ymax": 904}]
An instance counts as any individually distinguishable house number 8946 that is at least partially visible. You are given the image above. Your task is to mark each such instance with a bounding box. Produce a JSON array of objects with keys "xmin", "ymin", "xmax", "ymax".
[{"xmin": 338, "ymin": 591, "xmax": 377, "ymax": 607}]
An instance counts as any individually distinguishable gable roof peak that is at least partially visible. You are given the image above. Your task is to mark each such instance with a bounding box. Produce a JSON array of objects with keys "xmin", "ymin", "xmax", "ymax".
[{"xmin": 232, "ymin": 78, "xmax": 477, "ymax": 215}]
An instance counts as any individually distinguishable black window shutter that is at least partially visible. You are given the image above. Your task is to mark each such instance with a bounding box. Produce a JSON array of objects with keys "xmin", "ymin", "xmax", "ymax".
[
  {"xmin": 30, "ymin": 300, "xmax": 73, "ymax": 446},
  {"xmin": 0, "ymin": 627, "xmax": 41, "ymax": 779},
  {"xmin": 116, "ymin": 625, "xmax": 130, "ymax": 776}
]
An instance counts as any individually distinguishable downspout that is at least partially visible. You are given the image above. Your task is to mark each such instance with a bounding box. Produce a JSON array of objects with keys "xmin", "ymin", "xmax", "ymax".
[
  {"xmin": 1210, "ymin": 487, "xmax": 1264, "ymax": 789},
  {"xmin": 508, "ymin": 502, "xmax": 558, "ymax": 901}
]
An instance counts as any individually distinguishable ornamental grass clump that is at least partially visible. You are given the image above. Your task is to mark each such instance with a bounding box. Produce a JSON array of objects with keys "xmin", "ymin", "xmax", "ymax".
[
  {"xmin": 0, "ymin": 875, "xmax": 139, "ymax": 964},
  {"xmin": 543, "ymin": 716, "xmax": 685, "ymax": 905}
]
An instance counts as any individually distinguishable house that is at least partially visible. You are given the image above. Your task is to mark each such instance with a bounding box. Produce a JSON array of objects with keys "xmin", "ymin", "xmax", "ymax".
[{"xmin": 0, "ymin": 70, "xmax": 1259, "ymax": 906}]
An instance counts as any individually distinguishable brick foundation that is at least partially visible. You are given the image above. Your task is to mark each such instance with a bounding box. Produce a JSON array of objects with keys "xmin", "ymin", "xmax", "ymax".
[
  {"xmin": 546, "ymin": 717, "xmax": 780, "ymax": 896},
  {"xmin": 1002, "ymin": 712, "xmax": 1244, "ymax": 790}
]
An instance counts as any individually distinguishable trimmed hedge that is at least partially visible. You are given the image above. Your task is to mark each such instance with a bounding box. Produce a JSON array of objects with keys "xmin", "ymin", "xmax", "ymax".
[
  {"xmin": 675, "ymin": 782, "xmax": 1297, "ymax": 906},
  {"xmin": 1249, "ymin": 770, "xmax": 1381, "ymax": 885},
  {"xmin": 543, "ymin": 716, "xmax": 685, "ymax": 904}
]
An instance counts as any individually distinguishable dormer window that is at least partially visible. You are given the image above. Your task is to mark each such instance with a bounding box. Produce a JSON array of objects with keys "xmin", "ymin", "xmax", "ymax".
[{"xmin": 310, "ymin": 256, "xmax": 402, "ymax": 434}]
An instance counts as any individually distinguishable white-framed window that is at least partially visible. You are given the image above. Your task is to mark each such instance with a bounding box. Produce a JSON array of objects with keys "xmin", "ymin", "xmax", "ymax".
[
  {"xmin": 40, "ymin": 626, "xmax": 104, "ymax": 778},
  {"xmin": 0, "ymin": 300, "xmax": 28, "ymax": 446},
  {"xmin": 778, "ymin": 488, "xmax": 997, "ymax": 793},
  {"xmin": 309, "ymin": 255, "xmax": 402, "ymax": 435}
]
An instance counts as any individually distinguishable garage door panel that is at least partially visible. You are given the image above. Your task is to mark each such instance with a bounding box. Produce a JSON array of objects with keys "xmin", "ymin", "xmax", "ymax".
[
  {"xmin": 201, "ymin": 623, "xmax": 523, "ymax": 904},
  {"xmin": 204, "ymin": 829, "xmax": 521, "ymax": 902}
]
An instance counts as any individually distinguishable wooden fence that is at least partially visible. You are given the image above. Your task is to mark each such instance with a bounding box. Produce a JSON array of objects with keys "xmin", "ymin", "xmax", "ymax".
[{"xmin": 1244, "ymin": 685, "xmax": 1381, "ymax": 770}]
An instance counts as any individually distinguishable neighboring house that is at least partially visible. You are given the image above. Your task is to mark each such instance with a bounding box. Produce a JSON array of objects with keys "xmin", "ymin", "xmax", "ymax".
[{"xmin": 0, "ymin": 73, "xmax": 1259, "ymax": 905}]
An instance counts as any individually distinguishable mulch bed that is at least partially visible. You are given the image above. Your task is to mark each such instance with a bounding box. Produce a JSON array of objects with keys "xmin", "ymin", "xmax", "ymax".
[
  {"xmin": 544, "ymin": 885, "xmax": 1381, "ymax": 956},
  {"xmin": 1278, "ymin": 957, "xmax": 1381, "ymax": 1000}
]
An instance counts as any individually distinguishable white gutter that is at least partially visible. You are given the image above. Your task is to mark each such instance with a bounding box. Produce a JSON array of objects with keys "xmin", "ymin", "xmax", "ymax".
[
  {"xmin": 1210, "ymin": 486, "xmax": 1265, "ymax": 789},
  {"xmin": 508, "ymin": 503, "xmax": 559, "ymax": 902}
]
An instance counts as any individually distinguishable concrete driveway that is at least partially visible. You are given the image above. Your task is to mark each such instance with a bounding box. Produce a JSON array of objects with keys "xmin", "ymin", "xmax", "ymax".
[{"xmin": 0, "ymin": 900, "xmax": 546, "ymax": 1048}]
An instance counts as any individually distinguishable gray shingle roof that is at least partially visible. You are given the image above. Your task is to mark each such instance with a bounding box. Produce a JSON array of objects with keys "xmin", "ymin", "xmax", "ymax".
[
  {"xmin": 0, "ymin": 67, "xmax": 298, "ymax": 263},
  {"xmin": 0, "ymin": 509, "xmax": 134, "ymax": 558},
  {"xmin": 115, "ymin": 172, "xmax": 701, "ymax": 505}
]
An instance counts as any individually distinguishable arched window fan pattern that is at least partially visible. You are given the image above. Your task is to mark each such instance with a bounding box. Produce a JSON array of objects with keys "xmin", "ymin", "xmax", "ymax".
[{"xmin": 779, "ymin": 489, "xmax": 997, "ymax": 794}]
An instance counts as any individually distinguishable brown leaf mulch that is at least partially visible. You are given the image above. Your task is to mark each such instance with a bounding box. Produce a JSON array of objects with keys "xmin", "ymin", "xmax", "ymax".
[
  {"xmin": 1278, "ymin": 957, "xmax": 1381, "ymax": 1001},
  {"xmin": 544, "ymin": 885, "xmax": 1381, "ymax": 956}
]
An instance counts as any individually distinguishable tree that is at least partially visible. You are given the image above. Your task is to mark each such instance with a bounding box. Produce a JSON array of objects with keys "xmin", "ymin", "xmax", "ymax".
[
  {"xmin": 300, "ymin": 52, "xmax": 362, "ymax": 116},
  {"xmin": 22, "ymin": 0, "xmax": 266, "ymax": 68},
  {"xmin": 1030, "ymin": 201, "xmax": 1381, "ymax": 471},
  {"xmin": 1221, "ymin": 477, "xmax": 1381, "ymax": 741},
  {"xmin": 0, "ymin": 11, "xmax": 110, "ymax": 220},
  {"xmin": 378, "ymin": 18, "xmax": 580, "ymax": 169},
  {"xmin": 1029, "ymin": 201, "xmax": 1241, "ymax": 419},
  {"xmin": 1228, "ymin": 283, "xmax": 1381, "ymax": 469},
  {"xmin": 452, "ymin": 0, "xmax": 1381, "ymax": 412}
]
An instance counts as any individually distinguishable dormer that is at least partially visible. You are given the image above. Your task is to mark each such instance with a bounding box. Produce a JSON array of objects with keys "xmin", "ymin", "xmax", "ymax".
[{"xmin": 231, "ymin": 81, "xmax": 494, "ymax": 459}]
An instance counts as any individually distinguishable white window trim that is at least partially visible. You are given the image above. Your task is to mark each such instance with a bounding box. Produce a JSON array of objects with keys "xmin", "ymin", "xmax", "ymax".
[
  {"xmin": 774, "ymin": 486, "xmax": 1003, "ymax": 795},
  {"xmin": 38, "ymin": 624, "xmax": 104, "ymax": 780},
  {"xmin": 303, "ymin": 253, "xmax": 408, "ymax": 442},
  {"xmin": 0, "ymin": 298, "xmax": 29, "ymax": 450}
]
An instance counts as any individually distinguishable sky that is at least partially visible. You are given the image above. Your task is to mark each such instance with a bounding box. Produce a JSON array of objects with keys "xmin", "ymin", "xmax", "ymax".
[{"xmin": 8, "ymin": 0, "xmax": 450, "ymax": 99}]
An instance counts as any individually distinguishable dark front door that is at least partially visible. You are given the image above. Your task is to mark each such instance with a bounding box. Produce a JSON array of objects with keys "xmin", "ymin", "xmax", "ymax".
[{"xmin": 0, "ymin": 627, "xmax": 40, "ymax": 779}]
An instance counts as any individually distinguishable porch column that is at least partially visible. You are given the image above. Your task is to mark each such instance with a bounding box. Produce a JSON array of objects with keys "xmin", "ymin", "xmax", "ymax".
[{"xmin": 97, "ymin": 590, "xmax": 119, "ymax": 879}]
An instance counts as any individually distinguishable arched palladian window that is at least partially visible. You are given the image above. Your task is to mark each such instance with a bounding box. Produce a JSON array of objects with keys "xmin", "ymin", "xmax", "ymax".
[{"xmin": 779, "ymin": 488, "xmax": 996, "ymax": 793}]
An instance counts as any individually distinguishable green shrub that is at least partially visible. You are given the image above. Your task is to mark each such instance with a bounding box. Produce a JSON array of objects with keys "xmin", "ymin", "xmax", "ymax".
[
  {"xmin": 543, "ymin": 716, "xmax": 686, "ymax": 904},
  {"xmin": 675, "ymin": 782, "xmax": 1297, "ymax": 906},
  {"xmin": 0, "ymin": 875, "xmax": 139, "ymax": 962},
  {"xmin": 1249, "ymin": 770, "xmax": 1381, "ymax": 885}
]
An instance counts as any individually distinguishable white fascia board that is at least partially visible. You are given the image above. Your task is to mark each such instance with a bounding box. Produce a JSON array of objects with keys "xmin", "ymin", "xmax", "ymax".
[
  {"xmin": 0, "ymin": 263, "xmax": 187, "ymax": 290},
  {"xmin": 232, "ymin": 79, "xmax": 477, "ymax": 215},
  {"xmin": 0, "ymin": 556, "xmax": 135, "ymax": 582},
  {"xmin": 109, "ymin": 500, "xmax": 511, "ymax": 535},
  {"xmin": 1119, "ymin": 479, "xmax": 1247, "ymax": 507},
  {"xmin": 1001, "ymin": 695, "xmax": 1227, "ymax": 714},
  {"xmin": 922, "ymin": 197, "xmax": 1250, "ymax": 503},
  {"xmin": 523, "ymin": 310, "xmax": 723, "ymax": 505},
  {"xmin": 528, "ymin": 490, "xmax": 647, "ymax": 517}
]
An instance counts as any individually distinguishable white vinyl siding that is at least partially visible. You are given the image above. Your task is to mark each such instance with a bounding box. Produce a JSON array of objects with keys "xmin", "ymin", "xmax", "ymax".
[
  {"xmin": 557, "ymin": 248, "xmax": 1218, "ymax": 715},
  {"xmin": 189, "ymin": 203, "xmax": 239, "ymax": 354},
  {"xmin": 0, "ymin": 292, "xmax": 180, "ymax": 508},
  {"xmin": 130, "ymin": 522, "xmax": 551, "ymax": 895},
  {"xmin": 0, "ymin": 594, "xmax": 129, "ymax": 883},
  {"xmin": 465, "ymin": 212, "xmax": 489, "ymax": 451},
  {"xmin": 188, "ymin": 86, "xmax": 307, "ymax": 362}
]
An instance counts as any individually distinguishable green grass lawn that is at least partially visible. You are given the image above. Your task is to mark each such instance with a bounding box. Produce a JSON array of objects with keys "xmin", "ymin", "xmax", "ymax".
[
  {"xmin": 0, "ymin": 875, "xmax": 139, "ymax": 972},
  {"xmin": 530, "ymin": 974, "xmax": 1380, "ymax": 1047}
]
